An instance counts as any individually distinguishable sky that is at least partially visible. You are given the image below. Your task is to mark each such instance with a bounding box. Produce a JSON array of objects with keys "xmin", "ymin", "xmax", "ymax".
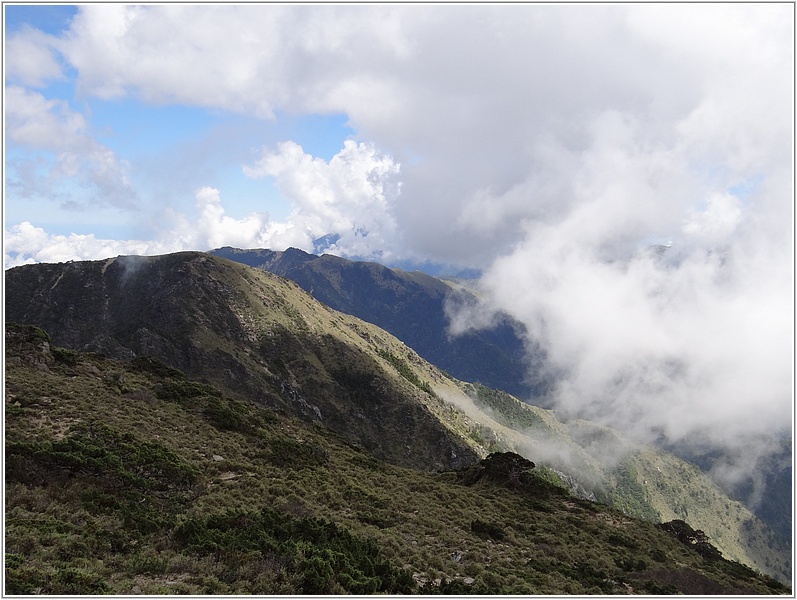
[{"xmin": 3, "ymin": 4, "xmax": 794, "ymax": 482}]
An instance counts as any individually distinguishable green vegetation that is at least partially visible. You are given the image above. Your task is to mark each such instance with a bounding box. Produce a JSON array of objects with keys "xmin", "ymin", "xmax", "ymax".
[
  {"xmin": 377, "ymin": 348, "xmax": 437, "ymax": 397},
  {"xmin": 466, "ymin": 383, "xmax": 548, "ymax": 431},
  {"xmin": 4, "ymin": 253, "xmax": 790, "ymax": 587},
  {"xmin": 174, "ymin": 509, "xmax": 413, "ymax": 594},
  {"xmin": 6, "ymin": 421, "xmax": 198, "ymax": 492},
  {"xmin": 4, "ymin": 324, "xmax": 789, "ymax": 595},
  {"xmin": 609, "ymin": 459, "xmax": 660, "ymax": 522}
]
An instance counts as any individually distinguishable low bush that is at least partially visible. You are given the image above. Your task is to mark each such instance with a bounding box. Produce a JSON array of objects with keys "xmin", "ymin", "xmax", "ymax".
[{"xmin": 174, "ymin": 508, "xmax": 414, "ymax": 594}]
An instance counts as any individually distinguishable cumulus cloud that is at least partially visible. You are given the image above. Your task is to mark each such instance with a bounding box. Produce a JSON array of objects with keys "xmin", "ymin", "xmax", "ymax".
[
  {"xmin": 244, "ymin": 140, "xmax": 400, "ymax": 259},
  {"xmin": 5, "ymin": 143, "xmax": 400, "ymax": 264},
  {"xmin": 4, "ymin": 187, "xmax": 260, "ymax": 266},
  {"xmin": 55, "ymin": 4, "xmax": 410, "ymax": 119},
  {"xmin": 4, "ymin": 221, "xmax": 153, "ymax": 267}
]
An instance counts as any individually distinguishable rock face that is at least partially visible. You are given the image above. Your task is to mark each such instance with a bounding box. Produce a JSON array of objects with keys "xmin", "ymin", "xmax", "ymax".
[
  {"xmin": 5, "ymin": 324, "xmax": 55, "ymax": 371},
  {"xmin": 5, "ymin": 252, "xmax": 479, "ymax": 472}
]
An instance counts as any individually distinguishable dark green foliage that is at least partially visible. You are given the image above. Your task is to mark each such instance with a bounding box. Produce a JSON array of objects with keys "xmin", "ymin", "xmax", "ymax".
[
  {"xmin": 614, "ymin": 554, "xmax": 648, "ymax": 572},
  {"xmin": 6, "ymin": 322, "xmax": 51, "ymax": 343},
  {"xmin": 154, "ymin": 378, "xmax": 221, "ymax": 404},
  {"xmin": 6, "ymin": 421, "xmax": 198, "ymax": 491},
  {"xmin": 174, "ymin": 508, "xmax": 414, "ymax": 594},
  {"xmin": 5, "ymin": 559, "xmax": 109, "ymax": 596},
  {"xmin": 470, "ymin": 519, "xmax": 506, "ymax": 540},
  {"xmin": 657, "ymin": 520, "xmax": 723, "ymax": 560},
  {"xmin": 377, "ymin": 348, "xmax": 436, "ymax": 396},
  {"xmin": 131, "ymin": 355, "xmax": 186, "ymax": 379},
  {"xmin": 48, "ymin": 567, "xmax": 110, "ymax": 595},
  {"xmin": 203, "ymin": 396, "xmax": 253, "ymax": 433},
  {"xmin": 264, "ymin": 437, "xmax": 328, "ymax": 469},
  {"xmin": 608, "ymin": 532, "xmax": 640, "ymax": 550},
  {"xmin": 561, "ymin": 561, "xmax": 615, "ymax": 593},
  {"xmin": 51, "ymin": 346, "xmax": 79, "ymax": 365},
  {"xmin": 460, "ymin": 452, "xmax": 537, "ymax": 489}
]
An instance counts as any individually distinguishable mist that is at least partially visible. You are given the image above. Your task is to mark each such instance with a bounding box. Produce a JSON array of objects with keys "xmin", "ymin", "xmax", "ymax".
[{"xmin": 445, "ymin": 112, "xmax": 792, "ymax": 497}]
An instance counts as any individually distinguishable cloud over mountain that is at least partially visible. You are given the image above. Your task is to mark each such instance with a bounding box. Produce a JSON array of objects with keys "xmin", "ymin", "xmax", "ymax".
[{"xmin": 4, "ymin": 4, "xmax": 792, "ymax": 484}]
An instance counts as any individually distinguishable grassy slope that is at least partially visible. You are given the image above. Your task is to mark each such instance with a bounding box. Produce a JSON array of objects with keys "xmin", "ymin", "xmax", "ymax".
[
  {"xmin": 4, "ymin": 324, "xmax": 789, "ymax": 595},
  {"xmin": 4, "ymin": 252, "xmax": 790, "ymax": 583},
  {"xmin": 421, "ymin": 381, "xmax": 791, "ymax": 583}
]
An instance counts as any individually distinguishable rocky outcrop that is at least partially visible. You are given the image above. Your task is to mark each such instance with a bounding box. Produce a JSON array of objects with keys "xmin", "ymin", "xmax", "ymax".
[{"xmin": 5, "ymin": 324, "xmax": 55, "ymax": 371}]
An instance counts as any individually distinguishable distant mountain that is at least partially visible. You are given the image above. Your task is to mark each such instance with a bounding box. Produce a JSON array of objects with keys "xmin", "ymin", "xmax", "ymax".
[
  {"xmin": 209, "ymin": 246, "xmax": 541, "ymax": 400},
  {"xmin": 5, "ymin": 251, "xmax": 790, "ymax": 583},
  {"xmin": 5, "ymin": 322, "xmax": 791, "ymax": 595}
]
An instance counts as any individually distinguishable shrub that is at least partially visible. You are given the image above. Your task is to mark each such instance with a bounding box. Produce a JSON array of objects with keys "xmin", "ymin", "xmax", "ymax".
[
  {"xmin": 173, "ymin": 508, "xmax": 414, "ymax": 594},
  {"xmin": 471, "ymin": 519, "xmax": 506, "ymax": 540},
  {"xmin": 51, "ymin": 347, "xmax": 79, "ymax": 365},
  {"xmin": 5, "ymin": 422, "xmax": 198, "ymax": 492},
  {"xmin": 48, "ymin": 567, "xmax": 109, "ymax": 595},
  {"xmin": 131, "ymin": 356, "xmax": 185, "ymax": 379}
]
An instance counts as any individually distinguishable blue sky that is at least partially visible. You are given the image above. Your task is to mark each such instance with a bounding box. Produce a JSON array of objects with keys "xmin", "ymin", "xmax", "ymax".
[
  {"xmin": 3, "ymin": 2, "xmax": 793, "ymax": 478},
  {"xmin": 5, "ymin": 4, "xmax": 78, "ymax": 34},
  {"xmin": 5, "ymin": 4, "xmax": 357, "ymax": 240}
]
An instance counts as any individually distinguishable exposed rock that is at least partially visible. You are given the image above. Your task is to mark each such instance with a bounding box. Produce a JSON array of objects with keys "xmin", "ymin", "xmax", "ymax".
[
  {"xmin": 459, "ymin": 452, "xmax": 536, "ymax": 489},
  {"xmin": 5, "ymin": 324, "xmax": 55, "ymax": 371}
]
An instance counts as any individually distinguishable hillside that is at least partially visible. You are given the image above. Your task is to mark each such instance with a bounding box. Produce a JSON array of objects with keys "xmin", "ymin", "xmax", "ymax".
[
  {"xmin": 210, "ymin": 245, "xmax": 792, "ymax": 571},
  {"xmin": 4, "ymin": 251, "xmax": 790, "ymax": 583},
  {"xmin": 4, "ymin": 251, "xmax": 478, "ymax": 472},
  {"xmin": 209, "ymin": 246, "xmax": 539, "ymax": 399},
  {"xmin": 4, "ymin": 323, "xmax": 790, "ymax": 595}
]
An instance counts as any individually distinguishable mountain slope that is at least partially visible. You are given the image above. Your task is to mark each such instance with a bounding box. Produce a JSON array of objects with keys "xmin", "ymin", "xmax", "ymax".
[
  {"xmin": 5, "ymin": 323, "xmax": 790, "ymax": 595},
  {"xmin": 209, "ymin": 246, "xmax": 539, "ymax": 399},
  {"xmin": 4, "ymin": 252, "xmax": 477, "ymax": 471},
  {"xmin": 211, "ymin": 247, "xmax": 791, "ymax": 555},
  {"xmin": 4, "ymin": 251, "xmax": 790, "ymax": 583}
]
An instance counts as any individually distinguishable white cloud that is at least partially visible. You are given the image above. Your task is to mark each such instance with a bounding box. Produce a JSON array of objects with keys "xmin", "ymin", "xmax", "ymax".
[
  {"xmin": 29, "ymin": 4, "xmax": 791, "ymax": 262},
  {"xmin": 5, "ymin": 85, "xmax": 137, "ymax": 209},
  {"xmin": 244, "ymin": 140, "xmax": 401, "ymax": 259},
  {"xmin": 57, "ymin": 4, "xmax": 411, "ymax": 119},
  {"xmin": 163, "ymin": 186, "xmax": 273, "ymax": 251},
  {"xmin": 4, "ymin": 221, "xmax": 152, "ymax": 267},
  {"xmin": 450, "ymin": 103, "xmax": 792, "ymax": 462},
  {"xmin": 5, "ymin": 142, "xmax": 400, "ymax": 265},
  {"xmin": 4, "ymin": 26, "xmax": 64, "ymax": 87},
  {"xmin": 5, "ymin": 85, "xmax": 86, "ymax": 149}
]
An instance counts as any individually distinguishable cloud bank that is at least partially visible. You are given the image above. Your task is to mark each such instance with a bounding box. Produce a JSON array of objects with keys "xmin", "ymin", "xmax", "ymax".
[{"xmin": 4, "ymin": 140, "xmax": 400, "ymax": 267}]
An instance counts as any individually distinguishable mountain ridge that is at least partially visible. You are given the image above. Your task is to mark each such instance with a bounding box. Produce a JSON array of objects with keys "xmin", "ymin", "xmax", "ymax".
[
  {"xmin": 209, "ymin": 246, "xmax": 541, "ymax": 400},
  {"xmin": 4, "ymin": 251, "xmax": 791, "ymax": 583},
  {"xmin": 209, "ymin": 245, "xmax": 792, "ymax": 561},
  {"xmin": 5, "ymin": 322, "xmax": 790, "ymax": 594}
]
